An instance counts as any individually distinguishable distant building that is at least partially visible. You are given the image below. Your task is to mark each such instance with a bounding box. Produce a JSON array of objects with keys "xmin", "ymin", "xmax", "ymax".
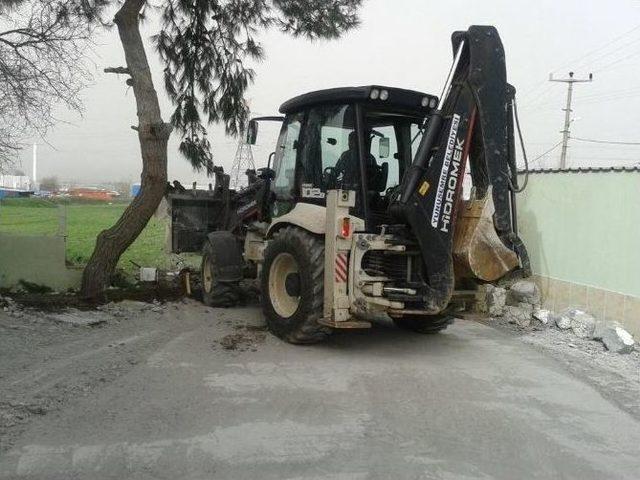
[
  {"xmin": 67, "ymin": 187, "xmax": 119, "ymax": 201},
  {"xmin": 0, "ymin": 175, "xmax": 31, "ymax": 190},
  {"xmin": 0, "ymin": 175, "xmax": 34, "ymax": 199}
]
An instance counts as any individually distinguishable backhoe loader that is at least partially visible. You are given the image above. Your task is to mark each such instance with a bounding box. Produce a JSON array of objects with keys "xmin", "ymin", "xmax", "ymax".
[{"xmin": 166, "ymin": 25, "xmax": 530, "ymax": 343}]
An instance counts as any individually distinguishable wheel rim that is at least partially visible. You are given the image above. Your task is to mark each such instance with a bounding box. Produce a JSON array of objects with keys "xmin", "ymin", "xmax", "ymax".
[
  {"xmin": 269, "ymin": 252, "xmax": 301, "ymax": 318},
  {"xmin": 202, "ymin": 255, "xmax": 213, "ymax": 293}
]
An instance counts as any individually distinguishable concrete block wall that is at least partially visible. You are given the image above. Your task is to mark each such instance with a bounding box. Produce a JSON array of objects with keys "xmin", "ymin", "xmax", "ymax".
[
  {"xmin": 532, "ymin": 275, "xmax": 640, "ymax": 338},
  {"xmin": 0, "ymin": 233, "xmax": 82, "ymax": 291},
  {"xmin": 517, "ymin": 169, "xmax": 640, "ymax": 337}
]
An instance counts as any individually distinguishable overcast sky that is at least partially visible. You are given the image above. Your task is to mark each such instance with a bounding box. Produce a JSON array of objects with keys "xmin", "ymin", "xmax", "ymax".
[{"xmin": 15, "ymin": 0, "xmax": 640, "ymax": 186}]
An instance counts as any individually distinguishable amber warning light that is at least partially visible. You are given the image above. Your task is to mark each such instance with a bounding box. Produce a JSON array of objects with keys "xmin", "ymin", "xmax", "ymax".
[{"xmin": 340, "ymin": 217, "xmax": 351, "ymax": 238}]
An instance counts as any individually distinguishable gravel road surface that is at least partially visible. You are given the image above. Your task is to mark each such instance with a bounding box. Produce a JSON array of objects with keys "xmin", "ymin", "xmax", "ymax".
[{"xmin": 1, "ymin": 300, "xmax": 639, "ymax": 479}]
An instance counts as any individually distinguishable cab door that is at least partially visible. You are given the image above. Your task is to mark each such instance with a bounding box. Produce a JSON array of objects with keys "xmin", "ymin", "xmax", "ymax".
[{"xmin": 270, "ymin": 112, "xmax": 304, "ymax": 218}]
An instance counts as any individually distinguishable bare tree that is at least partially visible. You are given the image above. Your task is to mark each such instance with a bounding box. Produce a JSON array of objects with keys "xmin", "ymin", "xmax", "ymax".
[
  {"xmin": 0, "ymin": 1, "xmax": 99, "ymax": 170},
  {"xmin": 39, "ymin": 175, "xmax": 59, "ymax": 192},
  {"xmin": 0, "ymin": 0, "xmax": 364, "ymax": 298},
  {"xmin": 80, "ymin": 0, "xmax": 363, "ymax": 300}
]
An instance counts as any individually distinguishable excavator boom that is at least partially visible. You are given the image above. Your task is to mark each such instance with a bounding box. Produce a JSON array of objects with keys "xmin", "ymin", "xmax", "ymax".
[{"xmin": 395, "ymin": 25, "xmax": 530, "ymax": 313}]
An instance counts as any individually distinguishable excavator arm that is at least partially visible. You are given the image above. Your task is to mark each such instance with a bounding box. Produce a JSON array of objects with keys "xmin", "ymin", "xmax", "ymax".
[{"xmin": 395, "ymin": 25, "xmax": 530, "ymax": 313}]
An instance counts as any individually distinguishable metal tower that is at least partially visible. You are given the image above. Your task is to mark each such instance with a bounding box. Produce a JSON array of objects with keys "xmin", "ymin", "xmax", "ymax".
[{"xmin": 229, "ymin": 133, "xmax": 255, "ymax": 189}]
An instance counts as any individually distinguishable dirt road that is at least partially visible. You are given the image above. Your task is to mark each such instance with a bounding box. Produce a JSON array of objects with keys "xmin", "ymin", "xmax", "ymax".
[{"xmin": 1, "ymin": 300, "xmax": 640, "ymax": 479}]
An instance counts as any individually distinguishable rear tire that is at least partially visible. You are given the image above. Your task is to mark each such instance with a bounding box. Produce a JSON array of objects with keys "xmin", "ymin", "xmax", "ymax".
[
  {"xmin": 261, "ymin": 227, "xmax": 331, "ymax": 344},
  {"xmin": 201, "ymin": 240, "xmax": 241, "ymax": 307},
  {"xmin": 393, "ymin": 314, "xmax": 454, "ymax": 334}
]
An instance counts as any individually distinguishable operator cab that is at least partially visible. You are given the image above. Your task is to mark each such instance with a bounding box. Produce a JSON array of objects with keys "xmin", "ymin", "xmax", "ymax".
[{"xmin": 248, "ymin": 85, "xmax": 438, "ymax": 228}]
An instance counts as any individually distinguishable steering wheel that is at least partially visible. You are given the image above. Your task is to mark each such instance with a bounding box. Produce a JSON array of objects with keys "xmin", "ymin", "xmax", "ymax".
[
  {"xmin": 385, "ymin": 184, "xmax": 402, "ymax": 201},
  {"xmin": 323, "ymin": 166, "xmax": 339, "ymax": 189}
]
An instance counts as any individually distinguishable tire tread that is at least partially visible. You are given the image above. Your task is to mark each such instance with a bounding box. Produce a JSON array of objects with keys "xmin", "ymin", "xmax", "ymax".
[
  {"xmin": 261, "ymin": 227, "xmax": 331, "ymax": 344},
  {"xmin": 201, "ymin": 241, "xmax": 241, "ymax": 308}
]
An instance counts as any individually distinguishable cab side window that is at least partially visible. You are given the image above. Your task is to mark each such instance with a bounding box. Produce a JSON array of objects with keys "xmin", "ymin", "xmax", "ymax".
[
  {"xmin": 299, "ymin": 105, "xmax": 355, "ymax": 192},
  {"xmin": 272, "ymin": 113, "xmax": 303, "ymax": 197},
  {"xmin": 368, "ymin": 124, "xmax": 399, "ymax": 191}
]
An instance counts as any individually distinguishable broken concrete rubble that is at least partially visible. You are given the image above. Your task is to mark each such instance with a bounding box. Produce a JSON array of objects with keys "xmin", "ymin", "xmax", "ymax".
[
  {"xmin": 592, "ymin": 319, "xmax": 608, "ymax": 340},
  {"xmin": 486, "ymin": 285, "xmax": 506, "ymax": 316},
  {"xmin": 507, "ymin": 280, "xmax": 541, "ymax": 306},
  {"xmin": 500, "ymin": 301, "xmax": 638, "ymax": 356},
  {"xmin": 504, "ymin": 304, "xmax": 532, "ymax": 327},
  {"xmin": 554, "ymin": 311, "xmax": 572, "ymax": 330},
  {"xmin": 532, "ymin": 308, "xmax": 552, "ymax": 326},
  {"xmin": 549, "ymin": 308, "xmax": 597, "ymax": 338},
  {"xmin": 602, "ymin": 325, "xmax": 635, "ymax": 354},
  {"xmin": 568, "ymin": 310, "xmax": 597, "ymax": 339}
]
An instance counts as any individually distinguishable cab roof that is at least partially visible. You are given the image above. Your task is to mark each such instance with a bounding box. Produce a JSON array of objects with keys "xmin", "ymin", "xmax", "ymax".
[{"xmin": 279, "ymin": 85, "xmax": 438, "ymax": 116}]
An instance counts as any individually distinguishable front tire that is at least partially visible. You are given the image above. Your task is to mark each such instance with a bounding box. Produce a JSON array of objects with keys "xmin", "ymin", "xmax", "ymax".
[
  {"xmin": 201, "ymin": 240, "xmax": 241, "ymax": 307},
  {"xmin": 261, "ymin": 227, "xmax": 331, "ymax": 344},
  {"xmin": 393, "ymin": 314, "xmax": 454, "ymax": 334}
]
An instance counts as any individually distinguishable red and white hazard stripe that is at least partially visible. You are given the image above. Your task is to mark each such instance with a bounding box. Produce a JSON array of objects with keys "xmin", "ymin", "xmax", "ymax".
[{"xmin": 335, "ymin": 252, "xmax": 349, "ymax": 283}]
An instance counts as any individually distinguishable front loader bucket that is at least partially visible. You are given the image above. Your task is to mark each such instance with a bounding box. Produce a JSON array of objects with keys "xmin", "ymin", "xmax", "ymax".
[{"xmin": 453, "ymin": 193, "xmax": 519, "ymax": 282}]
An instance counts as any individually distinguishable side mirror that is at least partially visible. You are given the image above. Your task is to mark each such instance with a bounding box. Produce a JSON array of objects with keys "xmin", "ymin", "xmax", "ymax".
[
  {"xmin": 379, "ymin": 137, "xmax": 390, "ymax": 158},
  {"xmin": 246, "ymin": 120, "xmax": 258, "ymax": 145}
]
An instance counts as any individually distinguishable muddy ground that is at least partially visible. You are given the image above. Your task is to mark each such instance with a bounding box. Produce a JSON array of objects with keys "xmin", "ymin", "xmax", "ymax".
[{"xmin": 0, "ymin": 297, "xmax": 266, "ymax": 454}]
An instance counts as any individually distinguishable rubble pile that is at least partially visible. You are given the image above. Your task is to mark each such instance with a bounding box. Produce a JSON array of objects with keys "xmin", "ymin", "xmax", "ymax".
[
  {"xmin": 601, "ymin": 324, "xmax": 635, "ymax": 354},
  {"xmin": 486, "ymin": 285, "xmax": 507, "ymax": 316},
  {"xmin": 486, "ymin": 280, "xmax": 636, "ymax": 355}
]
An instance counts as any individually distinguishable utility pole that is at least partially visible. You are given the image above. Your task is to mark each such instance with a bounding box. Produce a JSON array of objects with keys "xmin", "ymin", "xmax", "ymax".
[
  {"xmin": 549, "ymin": 71, "xmax": 593, "ymax": 168},
  {"xmin": 32, "ymin": 143, "xmax": 37, "ymax": 191}
]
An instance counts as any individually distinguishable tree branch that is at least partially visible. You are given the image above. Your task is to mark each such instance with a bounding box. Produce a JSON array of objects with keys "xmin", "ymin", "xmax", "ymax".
[{"xmin": 104, "ymin": 66, "xmax": 130, "ymax": 75}]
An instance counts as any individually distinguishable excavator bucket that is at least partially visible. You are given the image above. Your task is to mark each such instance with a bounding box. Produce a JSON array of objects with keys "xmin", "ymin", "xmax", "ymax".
[{"xmin": 453, "ymin": 191, "xmax": 519, "ymax": 282}]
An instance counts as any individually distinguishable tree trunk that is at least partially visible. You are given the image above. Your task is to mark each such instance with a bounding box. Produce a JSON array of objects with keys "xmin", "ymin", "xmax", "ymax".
[{"xmin": 80, "ymin": 0, "xmax": 171, "ymax": 301}]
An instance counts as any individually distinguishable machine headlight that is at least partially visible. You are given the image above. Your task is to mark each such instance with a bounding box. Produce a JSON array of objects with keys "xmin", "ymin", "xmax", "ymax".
[
  {"xmin": 370, "ymin": 89, "xmax": 380, "ymax": 100},
  {"xmin": 421, "ymin": 96, "xmax": 430, "ymax": 107},
  {"xmin": 429, "ymin": 97, "xmax": 438, "ymax": 109},
  {"xmin": 380, "ymin": 89, "xmax": 389, "ymax": 100}
]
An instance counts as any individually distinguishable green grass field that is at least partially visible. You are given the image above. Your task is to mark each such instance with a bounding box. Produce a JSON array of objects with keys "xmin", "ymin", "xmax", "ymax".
[{"xmin": 0, "ymin": 198, "xmax": 174, "ymax": 276}]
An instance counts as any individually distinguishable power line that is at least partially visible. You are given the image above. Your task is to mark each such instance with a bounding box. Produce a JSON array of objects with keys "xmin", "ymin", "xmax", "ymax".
[
  {"xmin": 572, "ymin": 36, "xmax": 640, "ymax": 73},
  {"xmin": 572, "ymin": 86, "xmax": 640, "ymax": 101},
  {"xmin": 563, "ymin": 157, "xmax": 640, "ymax": 162},
  {"xmin": 571, "ymin": 144, "xmax": 640, "ymax": 150},
  {"xmin": 518, "ymin": 25, "xmax": 640, "ymax": 108},
  {"xmin": 574, "ymin": 92, "xmax": 640, "ymax": 106},
  {"xmin": 573, "ymin": 137, "xmax": 640, "ymax": 146},
  {"xmin": 529, "ymin": 141, "xmax": 563, "ymax": 165},
  {"xmin": 590, "ymin": 59, "xmax": 640, "ymax": 76},
  {"xmin": 522, "ymin": 91, "xmax": 640, "ymax": 110},
  {"xmin": 518, "ymin": 84, "xmax": 558, "ymax": 109},
  {"xmin": 592, "ymin": 48, "xmax": 640, "ymax": 74},
  {"xmin": 551, "ymin": 24, "xmax": 640, "ymax": 73},
  {"xmin": 520, "ymin": 78, "xmax": 640, "ymax": 111}
]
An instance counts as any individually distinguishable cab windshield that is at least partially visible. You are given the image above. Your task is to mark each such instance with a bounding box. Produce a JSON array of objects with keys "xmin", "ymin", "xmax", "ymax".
[{"xmin": 270, "ymin": 103, "xmax": 426, "ymax": 219}]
